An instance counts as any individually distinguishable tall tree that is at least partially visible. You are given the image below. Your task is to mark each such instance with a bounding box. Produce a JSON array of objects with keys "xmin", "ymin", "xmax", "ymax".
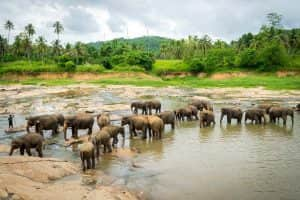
[
  {"xmin": 267, "ymin": 12, "xmax": 283, "ymax": 28},
  {"xmin": 4, "ymin": 20, "xmax": 14, "ymax": 44},
  {"xmin": 25, "ymin": 24, "xmax": 35, "ymax": 39},
  {"xmin": 53, "ymin": 21, "xmax": 64, "ymax": 41},
  {"xmin": 24, "ymin": 24, "xmax": 35, "ymax": 59},
  {"xmin": 36, "ymin": 36, "xmax": 47, "ymax": 61}
]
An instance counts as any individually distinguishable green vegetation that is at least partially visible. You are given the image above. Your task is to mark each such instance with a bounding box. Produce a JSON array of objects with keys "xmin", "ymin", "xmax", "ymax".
[
  {"xmin": 0, "ymin": 13, "xmax": 299, "ymax": 90},
  {"xmin": 0, "ymin": 73, "xmax": 298, "ymax": 90}
]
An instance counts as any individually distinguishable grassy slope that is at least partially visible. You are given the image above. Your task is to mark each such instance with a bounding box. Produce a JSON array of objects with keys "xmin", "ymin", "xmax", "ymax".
[{"xmin": 0, "ymin": 60, "xmax": 299, "ymax": 90}]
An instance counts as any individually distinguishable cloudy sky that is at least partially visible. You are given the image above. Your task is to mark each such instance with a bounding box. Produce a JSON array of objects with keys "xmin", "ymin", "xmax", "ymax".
[{"xmin": 0, "ymin": 0, "xmax": 299, "ymax": 44}]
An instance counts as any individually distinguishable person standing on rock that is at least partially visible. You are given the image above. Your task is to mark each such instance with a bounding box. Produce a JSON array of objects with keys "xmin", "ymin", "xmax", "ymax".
[{"xmin": 8, "ymin": 114, "xmax": 14, "ymax": 128}]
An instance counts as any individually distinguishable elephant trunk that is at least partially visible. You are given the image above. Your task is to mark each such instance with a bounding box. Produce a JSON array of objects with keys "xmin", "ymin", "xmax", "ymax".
[
  {"xmin": 9, "ymin": 147, "xmax": 14, "ymax": 156},
  {"xmin": 63, "ymin": 123, "xmax": 68, "ymax": 140}
]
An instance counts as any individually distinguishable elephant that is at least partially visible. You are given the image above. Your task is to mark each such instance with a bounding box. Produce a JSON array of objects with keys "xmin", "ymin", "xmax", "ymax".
[
  {"xmin": 121, "ymin": 115, "xmax": 148, "ymax": 139},
  {"xmin": 146, "ymin": 115, "xmax": 164, "ymax": 139},
  {"xmin": 190, "ymin": 99, "xmax": 213, "ymax": 111},
  {"xmin": 187, "ymin": 105, "xmax": 199, "ymax": 120},
  {"xmin": 63, "ymin": 114, "xmax": 94, "ymax": 141},
  {"xmin": 97, "ymin": 112, "xmax": 110, "ymax": 130},
  {"xmin": 145, "ymin": 100, "xmax": 161, "ymax": 115},
  {"xmin": 9, "ymin": 132, "xmax": 44, "ymax": 157},
  {"xmin": 244, "ymin": 109, "xmax": 266, "ymax": 124},
  {"xmin": 199, "ymin": 110, "xmax": 215, "ymax": 128},
  {"xmin": 54, "ymin": 114, "xmax": 65, "ymax": 126},
  {"xmin": 131, "ymin": 101, "xmax": 147, "ymax": 114},
  {"xmin": 269, "ymin": 107, "xmax": 294, "ymax": 125},
  {"xmin": 257, "ymin": 104, "xmax": 278, "ymax": 114},
  {"xmin": 156, "ymin": 111, "xmax": 175, "ymax": 129},
  {"xmin": 102, "ymin": 125, "xmax": 125, "ymax": 147},
  {"xmin": 92, "ymin": 129, "xmax": 112, "ymax": 158},
  {"xmin": 26, "ymin": 115, "xmax": 59, "ymax": 136},
  {"xmin": 79, "ymin": 141, "xmax": 95, "ymax": 171},
  {"xmin": 174, "ymin": 108, "xmax": 192, "ymax": 121},
  {"xmin": 220, "ymin": 107, "xmax": 243, "ymax": 124}
]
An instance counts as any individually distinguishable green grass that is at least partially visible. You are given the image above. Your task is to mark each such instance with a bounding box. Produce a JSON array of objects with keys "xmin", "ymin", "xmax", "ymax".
[{"xmin": 152, "ymin": 59, "xmax": 190, "ymax": 75}]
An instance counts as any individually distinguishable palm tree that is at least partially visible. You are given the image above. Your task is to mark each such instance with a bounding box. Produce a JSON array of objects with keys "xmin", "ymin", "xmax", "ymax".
[
  {"xmin": 36, "ymin": 36, "xmax": 47, "ymax": 61},
  {"xmin": 0, "ymin": 35, "xmax": 8, "ymax": 61},
  {"xmin": 52, "ymin": 39, "xmax": 61, "ymax": 56},
  {"xmin": 53, "ymin": 21, "xmax": 64, "ymax": 41},
  {"xmin": 25, "ymin": 24, "xmax": 35, "ymax": 39},
  {"xmin": 4, "ymin": 20, "xmax": 14, "ymax": 44}
]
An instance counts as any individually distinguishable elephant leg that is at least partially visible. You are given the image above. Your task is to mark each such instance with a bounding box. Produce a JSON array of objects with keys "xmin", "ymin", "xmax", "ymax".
[
  {"xmin": 228, "ymin": 116, "xmax": 231, "ymax": 124},
  {"xmin": 220, "ymin": 113, "xmax": 224, "ymax": 123},
  {"xmin": 82, "ymin": 159, "xmax": 86, "ymax": 172},
  {"xmin": 25, "ymin": 147, "xmax": 32, "ymax": 156},
  {"xmin": 142, "ymin": 127, "xmax": 147, "ymax": 139},
  {"xmin": 36, "ymin": 146, "xmax": 43, "ymax": 157},
  {"xmin": 74, "ymin": 128, "xmax": 78, "ymax": 139},
  {"xmin": 171, "ymin": 122, "xmax": 175, "ymax": 129},
  {"xmin": 282, "ymin": 115, "xmax": 287, "ymax": 125},
  {"xmin": 87, "ymin": 127, "xmax": 92, "ymax": 135},
  {"xmin": 91, "ymin": 151, "xmax": 95, "ymax": 169},
  {"xmin": 87, "ymin": 158, "xmax": 91, "ymax": 169},
  {"xmin": 96, "ymin": 143, "xmax": 100, "ymax": 159},
  {"xmin": 103, "ymin": 144, "xmax": 107, "ymax": 153},
  {"xmin": 20, "ymin": 147, "xmax": 25, "ymax": 155},
  {"xmin": 107, "ymin": 143, "xmax": 112, "ymax": 153}
]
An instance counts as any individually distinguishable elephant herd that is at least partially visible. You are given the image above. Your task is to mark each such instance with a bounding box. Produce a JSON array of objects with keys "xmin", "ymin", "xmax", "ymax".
[{"xmin": 8, "ymin": 99, "xmax": 297, "ymax": 171}]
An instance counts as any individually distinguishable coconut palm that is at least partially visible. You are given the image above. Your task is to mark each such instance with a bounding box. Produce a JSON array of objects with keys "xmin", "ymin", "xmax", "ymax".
[
  {"xmin": 36, "ymin": 36, "xmax": 47, "ymax": 61},
  {"xmin": 4, "ymin": 20, "xmax": 14, "ymax": 44},
  {"xmin": 53, "ymin": 21, "xmax": 64, "ymax": 41},
  {"xmin": 25, "ymin": 24, "xmax": 35, "ymax": 39}
]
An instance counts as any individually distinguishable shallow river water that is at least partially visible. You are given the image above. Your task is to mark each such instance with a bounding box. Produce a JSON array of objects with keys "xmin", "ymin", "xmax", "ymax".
[{"xmin": 0, "ymin": 85, "xmax": 299, "ymax": 200}]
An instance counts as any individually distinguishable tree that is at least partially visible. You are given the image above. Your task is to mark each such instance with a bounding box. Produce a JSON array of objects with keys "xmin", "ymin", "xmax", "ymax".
[
  {"xmin": 25, "ymin": 24, "xmax": 35, "ymax": 39},
  {"xmin": 267, "ymin": 12, "xmax": 282, "ymax": 28},
  {"xmin": 0, "ymin": 35, "xmax": 7, "ymax": 61},
  {"xmin": 4, "ymin": 20, "xmax": 14, "ymax": 44},
  {"xmin": 36, "ymin": 36, "xmax": 47, "ymax": 61},
  {"xmin": 53, "ymin": 21, "xmax": 64, "ymax": 41}
]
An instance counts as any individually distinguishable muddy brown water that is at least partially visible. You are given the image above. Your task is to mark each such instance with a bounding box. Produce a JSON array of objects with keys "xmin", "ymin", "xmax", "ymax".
[{"xmin": 0, "ymin": 86, "xmax": 299, "ymax": 200}]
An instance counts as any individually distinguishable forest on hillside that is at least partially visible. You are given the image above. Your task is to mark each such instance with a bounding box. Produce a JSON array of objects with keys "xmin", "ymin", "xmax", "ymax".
[{"xmin": 0, "ymin": 13, "xmax": 300, "ymax": 74}]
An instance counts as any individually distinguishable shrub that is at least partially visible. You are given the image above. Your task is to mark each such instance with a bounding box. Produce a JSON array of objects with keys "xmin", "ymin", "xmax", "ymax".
[
  {"xmin": 238, "ymin": 48, "xmax": 259, "ymax": 69},
  {"xmin": 203, "ymin": 48, "xmax": 236, "ymax": 72},
  {"xmin": 256, "ymin": 41, "xmax": 288, "ymax": 71},
  {"xmin": 101, "ymin": 58, "xmax": 113, "ymax": 69},
  {"xmin": 188, "ymin": 58, "xmax": 205, "ymax": 73},
  {"xmin": 63, "ymin": 61, "xmax": 76, "ymax": 72},
  {"xmin": 126, "ymin": 51, "xmax": 154, "ymax": 71}
]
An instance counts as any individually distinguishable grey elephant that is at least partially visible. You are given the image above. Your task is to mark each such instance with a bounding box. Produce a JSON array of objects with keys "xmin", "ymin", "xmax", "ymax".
[
  {"xmin": 175, "ymin": 108, "xmax": 192, "ymax": 121},
  {"xmin": 146, "ymin": 115, "xmax": 164, "ymax": 139},
  {"xmin": 190, "ymin": 99, "xmax": 213, "ymax": 111},
  {"xmin": 102, "ymin": 125, "xmax": 125, "ymax": 147},
  {"xmin": 92, "ymin": 129, "xmax": 112, "ymax": 158},
  {"xmin": 199, "ymin": 110, "xmax": 215, "ymax": 128},
  {"xmin": 269, "ymin": 107, "xmax": 294, "ymax": 125},
  {"xmin": 257, "ymin": 104, "xmax": 278, "ymax": 114},
  {"xmin": 121, "ymin": 115, "xmax": 148, "ymax": 139},
  {"xmin": 220, "ymin": 107, "xmax": 243, "ymax": 124},
  {"xmin": 79, "ymin": 141, "xmax": 95, "ymax": 171},
  {"xmin": 187, "ymin": 105, "xmax": 199, "ymax": 120},
  {"xmin": 131, "ymin": 101, "xmax": 147, "ymax": 114},
  {"xmin": 244, "ymin": 109, "xmax": 266, "ymax": 124},
  {"xmin": 9, "ymin": 132, "xmax": 44, "ymax": 157},
  {"xmin": 26, "ymin": 115, "xmax": 59, "ymax": 136},
  {"xmin": 63, "ymin": 114, "xmax": 94, "ymax": 141},
  {"xmin": 97, "ymin": 112, "xmax": 110, "ymax": 130},
  {"xmin": 156, "ymin": 111, "xmax": 175, "ymax": 129},
  {"xmin": 145, "ymin": 100, "xmax": 161, "ymax": 115}
]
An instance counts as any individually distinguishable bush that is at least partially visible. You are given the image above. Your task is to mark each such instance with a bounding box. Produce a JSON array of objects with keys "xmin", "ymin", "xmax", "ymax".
[
  {"xmin": 256, "ymin": 42, "xmax": 288, "ymax": 71},
  {"xmin": 203, "ymin": 48, "xmax": 236, "ymax": 72},
  {"xmin": 76, "ymin": 64, "xmax": 105, "ymax": 73},
  {"xmin": 238, "ymin": 48, "xmax": 259, "ymax": 69},
  {"xmin": 63, "ymin": 61, "xmax": 76, "ymax": 72},
  {"xmin": 126, "ymin": 51, "xmax": 154, "ymax": 71},
  {"xmin": 101, "ymin": 58, "xmax": 113, "ymax": 69},
  {"xmin": 188, "ymin": 58, "xmax": 205, "ymax": 73}
]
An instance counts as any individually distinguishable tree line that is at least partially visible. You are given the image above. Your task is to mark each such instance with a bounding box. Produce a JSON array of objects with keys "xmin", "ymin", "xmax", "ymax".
[{"xmin": 0, "ymin": 13, "xmax": 299, "ymax": 72}]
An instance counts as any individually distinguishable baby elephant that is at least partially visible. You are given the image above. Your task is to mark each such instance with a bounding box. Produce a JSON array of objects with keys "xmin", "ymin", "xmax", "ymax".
[
  {"xmin": 102, "ymin": 125, "xmax": 125, "ymax": 147},
  {"xmin": 79, "ymin": 141, "xmax": 95, "ymax": 171},
  {"xmin": 92, "ymin": 129, "xmax": 112, "ymax": 159},
  {"xmin": 199, "ymin": 110, "xmax": 215, "ymax": 128},
  {"xmin": 9, "ymin": 132, "xmax": 44, "ymax": 157},
  {"xmin": 97, "ymin": 112, "xmax": 111, "ymax": 130}
]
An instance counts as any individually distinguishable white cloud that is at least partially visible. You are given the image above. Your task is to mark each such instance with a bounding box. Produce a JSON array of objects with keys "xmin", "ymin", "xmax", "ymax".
[{"xmin": 0, "ymin": 0, "xmax": 299, "ymax": 44}]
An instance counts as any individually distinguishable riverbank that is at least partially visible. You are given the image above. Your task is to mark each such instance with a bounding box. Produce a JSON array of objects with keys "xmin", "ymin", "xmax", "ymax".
[
  {"xmin": 0, "ymin": 71, "xmax": 299, "ymax": 90},
  {"xmin": 0, "ymin": 156, "xmax": 140, "ymax": 200}
]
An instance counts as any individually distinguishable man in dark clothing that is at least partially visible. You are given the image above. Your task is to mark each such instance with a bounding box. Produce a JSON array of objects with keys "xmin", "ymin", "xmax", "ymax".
[{"xmin": 8, "ymin": 114, "xmax": 14, "ymax": 128}]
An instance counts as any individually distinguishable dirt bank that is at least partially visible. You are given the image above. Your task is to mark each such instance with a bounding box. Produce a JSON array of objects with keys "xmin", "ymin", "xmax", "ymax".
[{"xmin": 0, "ymin": 156, "xmax": 140, "ymax": 200}]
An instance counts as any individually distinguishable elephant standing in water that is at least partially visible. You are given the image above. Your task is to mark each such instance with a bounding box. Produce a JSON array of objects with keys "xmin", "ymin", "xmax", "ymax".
[
  {"xmin": 63, "ymin": 114, "xmax": 94, "ymax": 141},
  {"xmin": 146, "ymin": 115, "xmax": 164, "ymax": 139},
  {"xmin": 156, "ymin": 111, "xmax": 175, "ymax": 129},
  {"xmin": 9, "ymin": 132, "xmax": 44, "ymax": 157},
  {"xmin": 121, "ymin": 115, "xmax": 148, "ymax": 139},
  {"xmin": 145, "ymin": 100, "xmax": 161, "ymax": 115},
  {"xmin": 257, "ymin": 104, "xmax": 278, "ymax": 114},
  {"xmin": 79, "ymin": 141, "xmax": 95, "ymax": 171},
  {"xmin": 244, "ymin": 109, "xmax": 266, "ymax": 124},
  {"xmin": 269, "ymin": 107, "xmax": 294, "ymax": 125},
  {"xmin": 92, "ymin": 129, "xmax": 112, "ymax": 158},
  {"xmin": 190, "ymin": 99, "xmax": 213, "ymax": 111},
  {"xmin": 97, "ymin": 112, "xmax": 110, "ymax": 130},
  {"xmin": 26, "ymin": 115, "xmax": 59, "ymax": 136},
  {"xmin": 174, "ymin": 108, "xmax": 192, "ymax": 121},
  {"xmin": 102, "ymin": 125, "xmax": 125, "ymax": 147},
  {"xmin": 131, "ymin": 101, "xmax": 147, "ymax": 114},
  {"xmin": 220, "ymin": 107, "xmax": 243, "ymax": 124},
  {"xmin": 199, "ymin": 110, "xmax": 215, "ymax": 128}
]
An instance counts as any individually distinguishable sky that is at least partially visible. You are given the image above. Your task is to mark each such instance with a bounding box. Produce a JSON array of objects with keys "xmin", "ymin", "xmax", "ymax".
[{"xmin": 0, "ymin": 0, "xmax": 299, "ymax": 44}]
